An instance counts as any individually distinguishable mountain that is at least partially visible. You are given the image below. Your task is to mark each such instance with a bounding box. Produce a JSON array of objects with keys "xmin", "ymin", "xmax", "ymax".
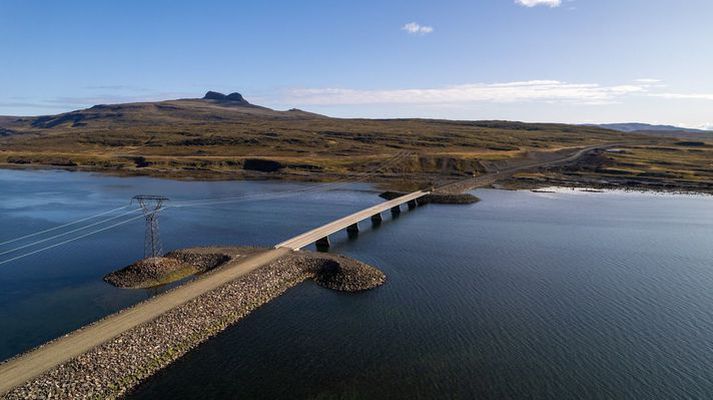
[
  {"xmin": 591, "ymin": 123, "xmax": 710, "ymax": 134},
  {"xmin": 0, "ymin": 92, "xmax": 326, "ymax": 132},
  {"xmin": 0, "ymin": 91, "xmax": 689, "ymax": 189},
  {"xmin": 0, "ymin": 92, "xmax": 710, "ymax": 193},
  {"xmin": 0, "ymin": 92, "xmax": 625, "ymax": 147}
]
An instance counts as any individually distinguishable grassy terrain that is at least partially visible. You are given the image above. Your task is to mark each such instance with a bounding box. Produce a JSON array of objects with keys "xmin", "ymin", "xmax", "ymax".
[
  {"xmin": 511, "ymin": 140, "xmax": 713, "ymax": 193},
  {"xmin": 0, "ymin": 95, "xmax": 709, "ymax": 192}
]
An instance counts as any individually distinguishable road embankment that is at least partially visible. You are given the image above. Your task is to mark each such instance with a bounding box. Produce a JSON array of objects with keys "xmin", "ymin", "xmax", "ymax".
[{"xmin": 1, "ymin": 248, "xmax": 385, "ymax": 399}]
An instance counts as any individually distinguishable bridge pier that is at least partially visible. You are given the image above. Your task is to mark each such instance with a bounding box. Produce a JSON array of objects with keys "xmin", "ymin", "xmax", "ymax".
[
  {"xmin": 407, "ymin": 200, "xmax": 417, "ymax": 210},
  {"xmin": 391, "ymin": 205, "xmax": 401, "ymax": 217},
  {"xmin": 346, "ymin": 222, "xmax": 359, "ymax": 239},
  {"xmin": 316, "ymin": 236, "xmax": 330, "ymax": 251},
  {"xmin": 371, "ymin": 212, "xmax": 383, "ymax": 225}
]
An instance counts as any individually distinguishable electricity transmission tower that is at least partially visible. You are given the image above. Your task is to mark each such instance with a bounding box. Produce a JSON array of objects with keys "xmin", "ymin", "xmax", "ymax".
[{"xmin": 132, "ymin": 195, "xmax": 169, "ymax": 258}]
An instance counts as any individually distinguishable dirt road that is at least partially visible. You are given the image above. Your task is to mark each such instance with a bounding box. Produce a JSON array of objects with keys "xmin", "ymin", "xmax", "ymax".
[
  {"xmin": 436, "ymin": 143, "xmax": 619, "ymax": 193},
  {"xmin": 0, "ymin": 248, "xmax": 290, "ymax": 396}
]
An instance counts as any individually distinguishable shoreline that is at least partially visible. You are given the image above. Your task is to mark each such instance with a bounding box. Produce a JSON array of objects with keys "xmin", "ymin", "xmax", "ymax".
[
  {"xmin": 0, "ymin": 162, "xmax": 442, "ymax": 189},
  {"xmin": 524, "ymin": 186, "xmax": 713, "ymax": 198},
  {"xmin": 500, "ymin": 178, "xmax": 713, "ymax": 197},
  {"xmin": 0, "ymin": 248, "xmax": 385, "ymax": 399},
  {"xmin": 1, "ymin": 163, "xmax": 710, "ymax": 197}
]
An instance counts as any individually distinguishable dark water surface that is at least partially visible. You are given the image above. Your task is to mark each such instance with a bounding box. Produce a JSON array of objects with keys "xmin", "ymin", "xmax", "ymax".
[{"xmin": 2, "ymin": 170, "xmax": 713, "ymax": 399}]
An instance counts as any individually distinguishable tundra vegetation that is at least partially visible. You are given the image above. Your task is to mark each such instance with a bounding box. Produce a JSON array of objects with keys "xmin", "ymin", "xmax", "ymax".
[{"xmin": 0, "ymin": 93, "xmax": 711, "ymax": 193}]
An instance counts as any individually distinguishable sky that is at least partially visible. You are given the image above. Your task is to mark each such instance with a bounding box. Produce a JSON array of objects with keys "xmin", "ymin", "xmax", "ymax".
[{"xmin": 1, "ymin": 0, "xmax": 712, "ymax": 128}]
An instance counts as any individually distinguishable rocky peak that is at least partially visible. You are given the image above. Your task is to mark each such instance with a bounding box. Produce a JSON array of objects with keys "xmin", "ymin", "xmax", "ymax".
[
  {"xmin": 202, "ymin": 91, "xmax": 250, "ymax": 105},
  {"xmin": 225, "ymin": 92, "xmax": 246, "ymax": 102},
  {"xmin": 203, "ymin": 91, "xmax": 227, "ymax": 100}
]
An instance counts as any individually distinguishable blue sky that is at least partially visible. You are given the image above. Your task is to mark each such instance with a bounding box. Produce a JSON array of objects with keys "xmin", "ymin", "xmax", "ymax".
[{"xmin": 1, "ymin": 0, "xmax": 712, "ymax": 128}]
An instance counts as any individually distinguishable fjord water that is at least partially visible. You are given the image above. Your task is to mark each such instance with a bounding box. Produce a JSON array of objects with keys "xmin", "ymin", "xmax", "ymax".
[{"xmin": 1, "ymin": 171, "xmax": 713, "ymax": 399}]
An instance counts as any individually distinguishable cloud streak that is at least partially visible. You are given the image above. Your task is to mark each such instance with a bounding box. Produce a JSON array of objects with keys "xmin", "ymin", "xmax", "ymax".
[
  {"xmin": 651, "ymin": 92, "xmax": 713, "ymax": 101},
  {"xmin": 402, "ymin": 22, "xmax": 433, "ymax": 35},
  {"xmin": 0, "ymin": 91, "xmax": 195, "ymax": 115},
  {"xmin": 284, "ymin": 80, "xmax": 650, "ymax": 106},
  {"xmin": 515, "ymin": 0, "xmax": 562, "ymax": 7}
]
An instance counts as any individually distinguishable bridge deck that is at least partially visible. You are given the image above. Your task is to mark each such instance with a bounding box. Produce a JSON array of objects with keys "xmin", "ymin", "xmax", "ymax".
[{"xmin": 276, "ymin": 190, "xmax": 429, "ymax": 250}]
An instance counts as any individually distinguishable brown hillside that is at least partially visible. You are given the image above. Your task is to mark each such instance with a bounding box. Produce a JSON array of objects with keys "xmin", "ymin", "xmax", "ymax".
[{"xmin": 1, "ymin": 92, "xmax": 710, "ymax": 192}]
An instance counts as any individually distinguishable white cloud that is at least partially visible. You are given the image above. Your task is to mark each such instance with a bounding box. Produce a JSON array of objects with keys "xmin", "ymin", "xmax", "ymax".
[
  {"xmin": 651, "ymin": 92, "xmax": 713, "ymax": 101},
  {"xmin": 402, "ymin": 22, "xmax": 433, "ymax": 35},
  {"xmin": 284, "ymin": 80, "xmax": 649, "ymax": 106},
  {"xmin": 635, "ymin": 78, "xmax": 662, "ymax": 83},
  {"xmin": 515, "ymin": 0, "xmax": 562, "ymax": 7}
]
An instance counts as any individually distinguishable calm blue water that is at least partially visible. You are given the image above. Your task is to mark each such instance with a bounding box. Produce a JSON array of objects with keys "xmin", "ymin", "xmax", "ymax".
[{"xmin": 1, "ymin": 170, "xmax": 713, "ymax": 399}]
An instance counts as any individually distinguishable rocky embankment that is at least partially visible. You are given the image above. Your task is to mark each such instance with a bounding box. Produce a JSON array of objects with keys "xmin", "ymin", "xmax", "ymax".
[
  {"xmin": 301, "ymin": 252, "xmax": 385, "ymax": 292},
  {"xmin": 104, "ymin": 249, "xmax": 232, "ymax": 288},
  {"xmin": 380, "ymin": 191, "xmax": 480, "ymax": 205},
  {"xmin": 2, "ymin": 248, "xmax": 385, "ymax": 399}
]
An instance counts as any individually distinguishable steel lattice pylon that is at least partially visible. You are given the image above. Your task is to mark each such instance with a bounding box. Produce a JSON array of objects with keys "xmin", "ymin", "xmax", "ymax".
[{"xmin": 132, "ymin": 195, "xmax": 169, "ymax": 258}]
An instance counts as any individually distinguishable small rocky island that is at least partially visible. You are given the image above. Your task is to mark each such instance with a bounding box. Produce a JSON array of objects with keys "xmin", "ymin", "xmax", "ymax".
[
  {"xmin": 104, "ymin": 249, "xmax": 232, "ymax": 288},
  {"xmin": 297, "ymin": 252, "xmax": 386, "ymax": 292}
]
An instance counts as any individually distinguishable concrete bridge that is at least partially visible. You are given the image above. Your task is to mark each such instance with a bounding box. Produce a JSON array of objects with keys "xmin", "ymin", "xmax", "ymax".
[{"xmin": 276, "ymin": 190, "xmax": 429, "ymax": 250}]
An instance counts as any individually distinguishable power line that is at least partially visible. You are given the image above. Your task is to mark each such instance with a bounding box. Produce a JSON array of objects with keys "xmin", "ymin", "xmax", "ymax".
[
  {"xmin": 0, "ymin": 205, "xmax": 130, "ymax": 247},
  {"xmin": 0, "ymin": 209, "xmax": 141, "ymax": 257},
  {"xmin": 0, "ymin": 213, "xmax": 149, "ymax": 267}
]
